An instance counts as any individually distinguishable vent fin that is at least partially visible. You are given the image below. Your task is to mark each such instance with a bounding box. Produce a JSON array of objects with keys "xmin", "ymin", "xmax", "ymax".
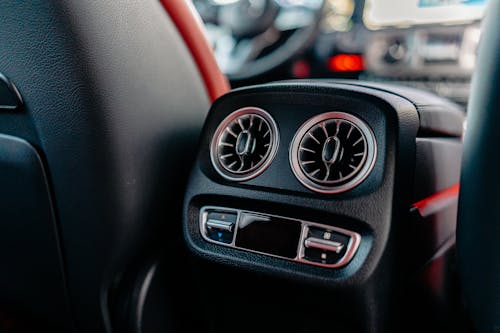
[
  {"xmin": 290, "ymin": 112, "xmax": 376, "ymax": 194},
  {"xmin": 211, "ymin": 108, "xmax": 278, "ymax": 181}
]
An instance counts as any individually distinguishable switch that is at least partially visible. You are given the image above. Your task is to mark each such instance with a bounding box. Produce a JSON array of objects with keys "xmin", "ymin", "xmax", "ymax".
[
  {"xmin": 207, "ymin": 211, "xmax": 237, "ymax": 224},
  {"xmin": 203, "ymin": 209, "xmax": 238, "ymax": 244},
  {"xmin": 302, "ymin": 226, "xmax": 351, "ymax": 265},
  {"xmin": 199, "ymin": 207, "xmax": 361, "ymax": 269},
  {"xmin": 304, "ymin": 237, "xmax": 344, "ymax": 253}
]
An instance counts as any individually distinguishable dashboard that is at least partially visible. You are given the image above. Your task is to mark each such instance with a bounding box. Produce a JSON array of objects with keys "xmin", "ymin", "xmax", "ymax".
[{"xmin": 194, "ymin": 0, "xmax": 487, "ymax": 105}]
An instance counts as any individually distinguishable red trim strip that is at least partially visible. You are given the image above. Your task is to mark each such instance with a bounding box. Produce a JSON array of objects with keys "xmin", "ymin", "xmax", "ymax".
[
  {"xmin": 412, "ymin": 183, "xmax": 460, "ymax": 217},
  {"xmin": 160, "ymin": 0, "xmax": 230, "ymax": 102}
]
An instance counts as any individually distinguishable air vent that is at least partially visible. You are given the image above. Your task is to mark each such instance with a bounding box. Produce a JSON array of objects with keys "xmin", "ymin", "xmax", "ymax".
[
  {"xmin": 211, "ymin": 107, "xmax": 279, "ymax": 181},
  {"xmin": 290, "ymin": 112, "xmax": 376, "ymax": 194}
]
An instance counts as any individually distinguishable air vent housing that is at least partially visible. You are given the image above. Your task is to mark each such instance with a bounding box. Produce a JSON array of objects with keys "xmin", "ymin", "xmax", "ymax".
[
  {"xmin": 290, "ymin": 112, "xmax": 376, "ymax": 194},
  {"xmin": 211, "ymin": 107, "xmax": 279, "ymax": 181}
]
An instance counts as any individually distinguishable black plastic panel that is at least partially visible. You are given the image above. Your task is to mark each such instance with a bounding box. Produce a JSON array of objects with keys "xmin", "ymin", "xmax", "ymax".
[
  {"xmin": 414, "ymin": 137, "xmax": 462, "ymax": 201},
  {"xmin": 183, "ymin": 81, "xmax": 424, "ymax": 333},
  {"xmin": 182, "ymin": 81, "xmax": 470, "ymax": 333},
  {"xmin": 200, "ymin": 89, "xmax": 388, "ymax": 197},
  {"xmin": 0, "ymin": 134, "xmax": 71, "ymax": 330},
  {"xmin": 184, "ymin": 81, "xmax": 421, "ymax": 281},
  {"xmin": 236, "ymin": 214, "xmax": 301, "ymax": 259}
]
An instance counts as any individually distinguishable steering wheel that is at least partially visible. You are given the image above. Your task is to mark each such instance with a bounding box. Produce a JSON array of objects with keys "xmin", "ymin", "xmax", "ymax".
[{"xmin": 194, "ymin": 0, "xmax": 324, "ymax": 81}]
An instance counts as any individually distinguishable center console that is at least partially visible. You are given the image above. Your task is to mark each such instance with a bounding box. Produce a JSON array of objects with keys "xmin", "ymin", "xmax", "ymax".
[
  {"xmin": 200, "ymin": 206, "xmax": 361, "ymax": 268},
  {"xmin": 182, "ymin": 80, "xmax": 464, "ymax": 332}
]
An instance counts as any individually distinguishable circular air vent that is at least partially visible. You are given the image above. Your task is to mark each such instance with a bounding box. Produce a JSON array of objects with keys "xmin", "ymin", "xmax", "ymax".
[
  {"xmin": 290, "ymin": 112, "xmax": 376, "ymax": 194},
  {"xmin": 211, "ymin": 107, "xmax": 279, "ymax": 181}
]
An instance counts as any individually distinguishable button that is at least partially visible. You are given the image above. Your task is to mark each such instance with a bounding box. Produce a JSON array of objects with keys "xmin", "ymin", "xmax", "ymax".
[
  {"xmin": 207, "ymin": 211, "xmax": 237, "ymax": 224},
  {"xmin": 206, "ymin": 219, "xmax": 234, "ymax": 232},
  {"xmin": 302, "ymin": 227, "xmax": 350, "ymax": 265},
  {"xmin": 203, "ymin": 209, "xmax": 238, "ymax": 244},
  {"xmin": 304, "ymin": 237, "xmax": 344, "ymax": 253}
]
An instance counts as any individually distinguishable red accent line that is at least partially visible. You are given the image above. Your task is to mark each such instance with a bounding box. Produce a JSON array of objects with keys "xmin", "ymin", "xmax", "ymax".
[
  {"xmin": 412, "ymin": 183, "xmax": 460, "ymax": 217},
  {"xmin": 159, "ymin": 0, "xmax": 230, "ymax": 102}
]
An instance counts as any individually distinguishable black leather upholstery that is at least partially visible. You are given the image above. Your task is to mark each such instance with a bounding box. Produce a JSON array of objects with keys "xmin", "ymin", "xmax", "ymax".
[
  {"xmin": 0, "ymin": 1, "xmax": 210, "ymax": 332},
  {"xmin": 457, "ymin": 0, "xmax": 500, "ymax": 331}
]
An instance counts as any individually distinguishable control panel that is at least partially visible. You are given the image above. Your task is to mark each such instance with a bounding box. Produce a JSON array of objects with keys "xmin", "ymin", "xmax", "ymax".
[
  {"xmin": 182, "ymin": 81, "xmax": 462, "ymax": 331},
  {"xmin": 184, "ymin": 81, "xmax": 425, "ymax": 283},
  {"xmin": 364, "ymin": 25, "xmax": 480, "ymax": 78},
  {"xmin": 200, "ymin": 206, "xmax": 361, "ymax": 269},
  {"xmin": 363, "ymin": 25, "xmax": 480, "ymax": 105}
]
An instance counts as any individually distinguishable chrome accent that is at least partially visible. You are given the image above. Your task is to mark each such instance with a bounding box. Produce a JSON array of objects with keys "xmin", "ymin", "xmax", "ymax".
[
  {"xmin": 296, "ymin": 221, "xmax": 361, "ymax": 269},
  {"xmin": 290, "ymin": 112, "xmax": 377, "ymax": 194},
  {"xmin": 304, "ymin": 237, "xmax": 344, "ymax": 253},
  {"xmin": 206, "ymin": 219, "xmax": 235, "ymax": 232},
  {"xmin": 210, "ymin": 107, "xmax": 279, "ymax": 181},
  {"xmin": 200, "ymin": 208, "xmax": 240, "ymax": 246},
  {"xmin": 199, "ymin": 206, "xmax": 361, "ymax": 269}
]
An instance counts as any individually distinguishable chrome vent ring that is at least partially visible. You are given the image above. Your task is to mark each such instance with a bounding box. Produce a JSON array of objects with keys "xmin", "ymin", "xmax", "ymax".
[
  {"xmin": 290, "ymin": 112, "xmax": 376, "ymax": 194},
  {"xmin": 211, "ymin": 107, "xmax": 279, "ymax": 181}
]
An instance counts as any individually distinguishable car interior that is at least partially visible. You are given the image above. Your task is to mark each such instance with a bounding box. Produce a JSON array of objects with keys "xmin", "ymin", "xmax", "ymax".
[{"xmin": 0, "ymin": 0, "xmax": 498, "ymax": 332}]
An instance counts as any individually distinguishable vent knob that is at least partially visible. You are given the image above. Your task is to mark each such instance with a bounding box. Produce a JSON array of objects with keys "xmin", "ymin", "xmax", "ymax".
[
  {"xmin": 211, "ymin": 107, "xmax": 279, "ymax": 181},
  {"xmin": 290, "ymin": 112, "xmax": 376, "ymax": 194}
]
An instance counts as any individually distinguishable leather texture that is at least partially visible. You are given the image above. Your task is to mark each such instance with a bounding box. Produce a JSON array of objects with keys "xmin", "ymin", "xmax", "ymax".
[
  {"xmin": 0, "ymin": 0, "xmax": 212, "ymax": 331},
  {"xmin": 457, "ymin": 0, "xmax": 500, "ymax": 331}
]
